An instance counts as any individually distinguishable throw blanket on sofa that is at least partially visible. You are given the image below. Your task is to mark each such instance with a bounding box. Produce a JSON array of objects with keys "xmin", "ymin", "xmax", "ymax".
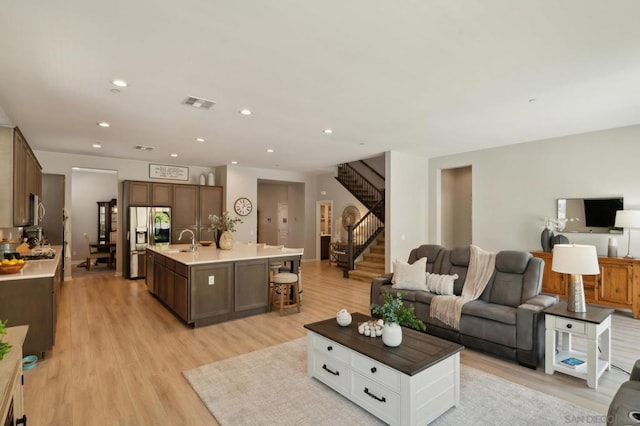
[{"xmin": 429, "ymin": 245, "xmax": 496, "ymax": 330}]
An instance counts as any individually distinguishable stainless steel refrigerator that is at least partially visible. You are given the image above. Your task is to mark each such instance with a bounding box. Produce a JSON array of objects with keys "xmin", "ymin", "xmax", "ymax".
[{"xmin": 127, "ymin": 206, "xmax": 171, "ymax": 278}]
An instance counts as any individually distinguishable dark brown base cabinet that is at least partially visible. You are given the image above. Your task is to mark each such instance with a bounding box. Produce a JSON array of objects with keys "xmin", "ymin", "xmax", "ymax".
[
  {"xmin": 0, "ymin": 259, "xmax": 62, "ymax": 357},
  {"xmin": 147, "ymin": 253, "xmax": 271, "ymax": 327}
]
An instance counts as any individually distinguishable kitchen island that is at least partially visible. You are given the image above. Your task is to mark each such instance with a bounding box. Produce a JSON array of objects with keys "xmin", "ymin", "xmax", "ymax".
[
  {"xmin": 0, "ymin": 246, "xmax": 63, "ymax": 357},
  {"xmin": 145, "ymin": 244, "xmax": 303, "ymax": 327}
]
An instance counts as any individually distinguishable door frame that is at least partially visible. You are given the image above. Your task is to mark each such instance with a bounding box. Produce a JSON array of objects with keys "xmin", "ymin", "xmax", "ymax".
[{"xmin": 316, "ymin": 200, "xmax": 333, "ymax": 261}]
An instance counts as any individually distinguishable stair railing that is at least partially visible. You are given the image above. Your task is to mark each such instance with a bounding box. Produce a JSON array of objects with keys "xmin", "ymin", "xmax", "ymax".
[
  {"xmin": 336, "ymin": 163, "xmax": 384, "ymax": 214},
  {"xmin": 343, "ymin": 200, "xmax": 384, "ymax": 272}
]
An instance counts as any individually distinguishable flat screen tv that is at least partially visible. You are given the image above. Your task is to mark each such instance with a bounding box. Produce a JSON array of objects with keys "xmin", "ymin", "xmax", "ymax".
[{"xmin": 557, "ymin": 197, "xmax": 623, "ymax": 233}]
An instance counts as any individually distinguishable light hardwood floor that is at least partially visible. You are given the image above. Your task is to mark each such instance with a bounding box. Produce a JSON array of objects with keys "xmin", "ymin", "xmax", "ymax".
[{"xmin": 24, "ymin": 261, "xmax": 638, "ymax": 425}]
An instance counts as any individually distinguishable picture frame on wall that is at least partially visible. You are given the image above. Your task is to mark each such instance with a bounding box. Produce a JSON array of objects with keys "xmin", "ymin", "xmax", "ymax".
[{"xmin": 149, "ymin": 163, "xmax": 189, "ymax": 181}]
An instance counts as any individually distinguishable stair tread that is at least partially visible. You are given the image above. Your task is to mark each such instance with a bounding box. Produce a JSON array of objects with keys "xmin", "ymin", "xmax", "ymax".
[
  {"xmin": 349, "ymin": 269, "xmax": 385, "ymax": 280},
  {"xmin": 358, "ymin": 260, "xmax": 384, "ymax": 268},
  {"xmin": 364, "ymin": 253, "xmax": 384, "ymax": 260}
]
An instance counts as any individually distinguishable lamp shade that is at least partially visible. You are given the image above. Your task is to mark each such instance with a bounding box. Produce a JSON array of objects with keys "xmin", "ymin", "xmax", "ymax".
[
  {"xmin": 614, "ymin": 210, "xmax": 640, "ymax": 228},
  {"xmin": 551, "ymin": 244, "xmax": 600, "ymax": 275}
]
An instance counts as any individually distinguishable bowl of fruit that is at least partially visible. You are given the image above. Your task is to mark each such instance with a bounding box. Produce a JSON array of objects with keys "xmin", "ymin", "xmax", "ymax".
[{"xmin": 0, "ymin": 258, "xmax": 26, "ymax": 274}]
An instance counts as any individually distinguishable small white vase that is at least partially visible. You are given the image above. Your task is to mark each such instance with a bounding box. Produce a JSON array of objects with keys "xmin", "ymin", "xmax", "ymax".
[
  {"xmin": 219, "ymin": 231, "xmax": 234, "ymax": 250},
  {"xmin": 382, "ymin": 323, "xmax": 402, "ymax": 347}
]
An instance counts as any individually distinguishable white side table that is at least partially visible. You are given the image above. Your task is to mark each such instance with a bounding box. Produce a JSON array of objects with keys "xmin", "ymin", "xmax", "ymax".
[{"xmin": 544, "ymin": 302, "xmax": 614, "ymax": 388}]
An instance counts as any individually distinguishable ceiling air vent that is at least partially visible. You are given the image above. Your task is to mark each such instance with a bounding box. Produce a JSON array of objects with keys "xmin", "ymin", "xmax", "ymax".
[
  {"xmin": 135, "ymin": 145, "xmax": 155, "ymax": 151},
  {"xmin": 183, "ymin": 96, "xmax": 216, "ymax": 110}
]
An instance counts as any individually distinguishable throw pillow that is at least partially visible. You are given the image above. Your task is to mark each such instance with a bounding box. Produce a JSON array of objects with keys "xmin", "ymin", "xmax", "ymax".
[
  {"xmin": 426, "ymin": 272, "xmax": 459, "ymax": 295},
  {"xmin": 391, "ymin": 257, "xmax": 428, "ymax": 291}
]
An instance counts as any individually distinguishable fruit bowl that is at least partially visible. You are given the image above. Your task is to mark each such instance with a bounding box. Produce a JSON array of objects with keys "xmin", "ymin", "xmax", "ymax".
[
  {"xmin": 199, "ymin": 241, "xmax": 213, "ymax": 247},
  {"xmin": 0, "ymin": 263, "xmax": 25, "ymax": 274}
]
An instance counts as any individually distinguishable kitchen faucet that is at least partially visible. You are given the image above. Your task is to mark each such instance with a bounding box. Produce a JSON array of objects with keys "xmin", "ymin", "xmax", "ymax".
[{"xmin": 178, "ymin": 229, "xmax": 197, "ymax": 252}]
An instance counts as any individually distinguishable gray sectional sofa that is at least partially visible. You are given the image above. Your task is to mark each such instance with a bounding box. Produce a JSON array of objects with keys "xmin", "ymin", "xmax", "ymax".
[{"xmin": 370, "ymin": 244, "xmax": 558, "ymax": 368}]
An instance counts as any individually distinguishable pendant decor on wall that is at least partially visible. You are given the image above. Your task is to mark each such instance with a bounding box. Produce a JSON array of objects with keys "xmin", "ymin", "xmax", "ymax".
[{"xmin": 341, "ymin": 205, "xmax": 361, "ymax": 230}]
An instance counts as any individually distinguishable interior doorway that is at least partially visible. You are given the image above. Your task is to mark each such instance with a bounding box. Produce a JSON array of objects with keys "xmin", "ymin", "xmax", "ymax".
[
  {"xmin": 317, "ymin": 200, "xmax": 333, "ymax": 260},
  {"xmin": 277, "ymin": 202, "xmax": 289, "ymax": 246},
  {"xmin": 440, "ymin": 166, "xmax": 472, "ymax": 247}
]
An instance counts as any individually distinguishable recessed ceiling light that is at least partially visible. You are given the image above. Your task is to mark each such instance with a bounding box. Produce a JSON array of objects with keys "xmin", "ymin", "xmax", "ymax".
[
  {"xmin": 231, "ymin": 161, "xmax": 238, "ymax": 165},
  {"xmin": 196, "ymin": 137, "xmax": 205, "ymax": 142},
  {"xmin": 92, "ymin": 143, "xmax": 102, "ymax": 149},
  {"xmin": 266, "ymin": 148, "xmax": 274, "ymax": 153},
  {"xmin": 240, "ymin": 109, "xmax": 252, "ymax": 116},
  {"xmin": 323, "ymin": 129, "xmax": 333, "ymax": 134},
  {"xmin": 170, "ymin": 153, "xmax": 178, "ymax": 157},
  {"xmin": 112, "ymin": 79, "xmax": 128, "ymax": 87},
  {"xmin": 97, "ymin": 122, "xmax": 110, "ymax": 128}
]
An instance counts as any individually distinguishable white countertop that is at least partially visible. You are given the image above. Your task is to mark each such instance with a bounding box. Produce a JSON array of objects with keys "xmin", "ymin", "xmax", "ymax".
[
  {"xmin": 147, "ymin": 243, "xmax": 304, "ymax": 265},
  {"xmin": 0, "ymin": 246, "xmax": 62, "ymax": 282}
]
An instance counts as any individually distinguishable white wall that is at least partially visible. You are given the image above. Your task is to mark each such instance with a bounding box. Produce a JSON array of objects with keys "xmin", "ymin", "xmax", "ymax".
[
  {"xmin": 386, "ymin": 151, "xmax": 429, "ymax": 270},
  {"xmin": 428, "ymin": 124, "xmax": 640, "ymax": 255},
  {"xmin": 221, "ymin": 165, "xmax": 316, "ymax": 258}
]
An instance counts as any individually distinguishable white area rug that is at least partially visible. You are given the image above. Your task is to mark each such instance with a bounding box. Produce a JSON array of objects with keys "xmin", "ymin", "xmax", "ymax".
[{"xmin": 183, "ymin": 338, "xmax": 603, "ymax": 426}]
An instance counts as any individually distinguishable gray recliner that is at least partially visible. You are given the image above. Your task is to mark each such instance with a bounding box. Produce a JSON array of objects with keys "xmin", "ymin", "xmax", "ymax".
[{"xmin": 607, "ymin": 359, "xmax": 640, "ymax": 425}]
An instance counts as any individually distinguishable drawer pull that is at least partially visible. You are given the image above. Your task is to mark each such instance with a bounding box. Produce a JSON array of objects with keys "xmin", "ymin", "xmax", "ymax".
[
  {"xmin": 327, "ymin": 345, "xmax": 333, "ymax": 351},
  {"xmin": 364, "ymin": 387, "xmax": 386, "ymax": 403},
  {"xmin": 566, "ymin": 324, "xmax": 572, "ymax": 329},
  {"xmin": 370, "ymin": 366, "xmax": 377, "ymax": 373},
  {"xmin": 322, "ymin": 364, "xmax": 339, "ymax": 376}
]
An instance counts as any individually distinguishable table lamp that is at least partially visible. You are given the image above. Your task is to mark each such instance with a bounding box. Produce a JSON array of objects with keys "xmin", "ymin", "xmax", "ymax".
[
  {"xmin": 551, "ymin": 244, "xmax": 599, "ymax": 313},
  {"xmin": 614, "ymin": 210, "xmax": 640, "ymax": 258}
]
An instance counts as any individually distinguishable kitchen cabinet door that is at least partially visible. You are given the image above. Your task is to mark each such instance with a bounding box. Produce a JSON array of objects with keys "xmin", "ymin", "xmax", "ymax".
[
  {"xmin": 173, "ymin": 185, "xmax": 198, "ymax": 227},
  {"xmin": 125, "ymin": 181, "xmax": 151, "ymax": 205},
  {"xmin": 190, "ymin": 263, "xmax": 233, "ymax": 324},
  {"xmin": 199, "ymin": 186, "xmax": 223, "ymax": 227},
  {"xmin": 152, "ymin": 183, "xmax": 173, "ymax": 206}
]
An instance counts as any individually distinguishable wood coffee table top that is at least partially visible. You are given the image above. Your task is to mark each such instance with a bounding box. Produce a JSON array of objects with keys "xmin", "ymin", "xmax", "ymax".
[{"xmin": 304, "ymin": 312, "xmax": 463, "ymax": 376}]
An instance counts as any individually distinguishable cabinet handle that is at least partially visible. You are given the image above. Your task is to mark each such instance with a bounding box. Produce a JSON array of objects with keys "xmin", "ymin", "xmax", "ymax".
[
  {"xmin": 566, "ymin": 323, "xmax": 572, "ymax": 329},
  {"xmin": 322, "ymin": 364, "xmax": 339, "ymax": 376},
  {"xmin": 16, "ymin": 415, "xmax": 27, "ymax": 425},
  {"xmin": 371, "ymin": 367, "xmax": 377, "ymax": 373},
  {"xmin": 364, "ymin": 387, "xmax": 386, "ymax": 403},
  {"xmin": 327, "ymin": 345, "xmax": 333, "ymax": 351}
]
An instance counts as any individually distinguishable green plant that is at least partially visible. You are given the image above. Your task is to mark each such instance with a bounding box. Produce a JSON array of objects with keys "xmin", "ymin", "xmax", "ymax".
[
  {"xmin": 0, "ymin": 319, "xmax": 12, "ymax": 360},
  {"xmin": 209, "ymin": 212, "xmax": 243, "ymax": 232},
  {"xmin": 370, "ymin": 293, "xmax": 426, "ymax": 331}
]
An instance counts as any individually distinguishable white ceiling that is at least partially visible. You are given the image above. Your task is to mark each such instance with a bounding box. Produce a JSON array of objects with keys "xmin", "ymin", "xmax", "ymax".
[{"xmin": 1, "ymin": 1, "xmax": 640, "ymax": 173}]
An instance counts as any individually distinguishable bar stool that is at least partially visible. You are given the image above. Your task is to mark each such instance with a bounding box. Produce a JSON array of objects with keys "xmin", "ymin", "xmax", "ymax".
[{"xmin": 270, "ymin": 272, "xmax": 300, "ymax": 315}]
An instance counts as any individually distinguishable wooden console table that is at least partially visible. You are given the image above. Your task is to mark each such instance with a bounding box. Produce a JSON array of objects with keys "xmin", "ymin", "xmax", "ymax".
[{"xmin": 532, "ymin": 251, "xmax": 640, "ymax": 319}]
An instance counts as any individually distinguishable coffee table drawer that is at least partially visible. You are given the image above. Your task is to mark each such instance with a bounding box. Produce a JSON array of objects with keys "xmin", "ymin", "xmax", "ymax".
[
  {"xmin": 554, "ymin": 318, "xmax": 586, "ymax": 336},
  {"xmin": 312, "ymin": 352, "xmax": 350, "ymax": 394},
  {"xmin": 351, "ymin": 351, "xmax": 401, "ymax": 392},
  {"xmin": 311, "ymin": 333, "xmax": 350, "ymax": 363},
  {"xmin": 351, "ymin": 372, "xmax": 400, "ymax": 424}
]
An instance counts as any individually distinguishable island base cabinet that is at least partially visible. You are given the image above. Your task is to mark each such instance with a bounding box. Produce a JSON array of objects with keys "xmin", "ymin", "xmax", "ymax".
[
  {"xmin": 234, "ymin": 259, "xmax": 269, "ymax": 317},
  {"xmin": 190, "ymin": 264, "xmax": 233, "ymax": 326}
]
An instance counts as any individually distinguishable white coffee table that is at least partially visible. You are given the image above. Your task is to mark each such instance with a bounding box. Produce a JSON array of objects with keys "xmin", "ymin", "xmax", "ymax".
[{"xmin": 304, "ymin": 313, "xmax": 464, "ymax": 426}]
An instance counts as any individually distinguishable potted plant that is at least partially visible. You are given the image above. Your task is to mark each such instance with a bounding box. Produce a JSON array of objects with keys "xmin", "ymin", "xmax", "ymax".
[
  {"xmin": 208, "ymin": 212, "xmax": 243, "ymax": 250},
  {"xmin": 370, "ymin": 292, "xmax": 425, "ymax": 347},
  {"xmin": 0, "ymin": 320, "xmax": 12, "ymax": 360}
]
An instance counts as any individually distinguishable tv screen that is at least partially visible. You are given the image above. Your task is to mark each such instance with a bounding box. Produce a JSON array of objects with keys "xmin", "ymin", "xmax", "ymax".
[{"xmin": 583, "ymin": 198, "xmax": 623, "ymax": 228}]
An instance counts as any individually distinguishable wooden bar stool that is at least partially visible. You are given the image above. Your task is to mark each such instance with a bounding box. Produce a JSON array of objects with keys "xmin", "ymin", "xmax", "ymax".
[{"xmin": 270, "ymin": 272, "xmax": 300, "ymax": 316}]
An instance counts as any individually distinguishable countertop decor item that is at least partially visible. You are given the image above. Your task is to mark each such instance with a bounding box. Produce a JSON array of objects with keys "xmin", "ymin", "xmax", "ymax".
[
  {"xmin": 0, "ymin": 320, "xmax": 11, "ymax": 360},
  {"xmin": 209, "ymin": 212, "xmax": 242, "ymax": 250},
  {"xmin": 370, "ymin": 292, "xmax": 425, "ymax": 347},
  {"xmin": 336, "ymin": 309, "xmax": 352, "ymax": 326},
  {"xmin": 199, "ymin": 241, "xmax": 213, "ymax": 247},
  {"xmin": 0, "ymin": 261, "xmax": 25, "ymax": 274}
]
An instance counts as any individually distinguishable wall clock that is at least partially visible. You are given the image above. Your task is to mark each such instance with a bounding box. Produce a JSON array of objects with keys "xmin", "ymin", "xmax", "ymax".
[{"xmin": 234, "ymin": 197, "xmax": 253, "ymax": 216}]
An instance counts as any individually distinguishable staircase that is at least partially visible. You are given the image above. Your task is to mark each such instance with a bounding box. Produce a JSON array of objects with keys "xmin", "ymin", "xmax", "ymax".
[
  {"xmin": 348, "ymin": 233, "xmax": 386, "ymax": 282},
  {"xmin": 335, "ymin": 162, "xmax": 385, "ymax": 278}
]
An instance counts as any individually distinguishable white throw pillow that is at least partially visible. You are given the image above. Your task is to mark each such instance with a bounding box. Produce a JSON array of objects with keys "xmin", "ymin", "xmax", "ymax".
[
  {"xmin": 426, "ymin": 272, "xmax": 459, "ymax": 295},
  {"xmin": 391, "ymin": 257, "xmax": 427, "ymax": 291}
]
